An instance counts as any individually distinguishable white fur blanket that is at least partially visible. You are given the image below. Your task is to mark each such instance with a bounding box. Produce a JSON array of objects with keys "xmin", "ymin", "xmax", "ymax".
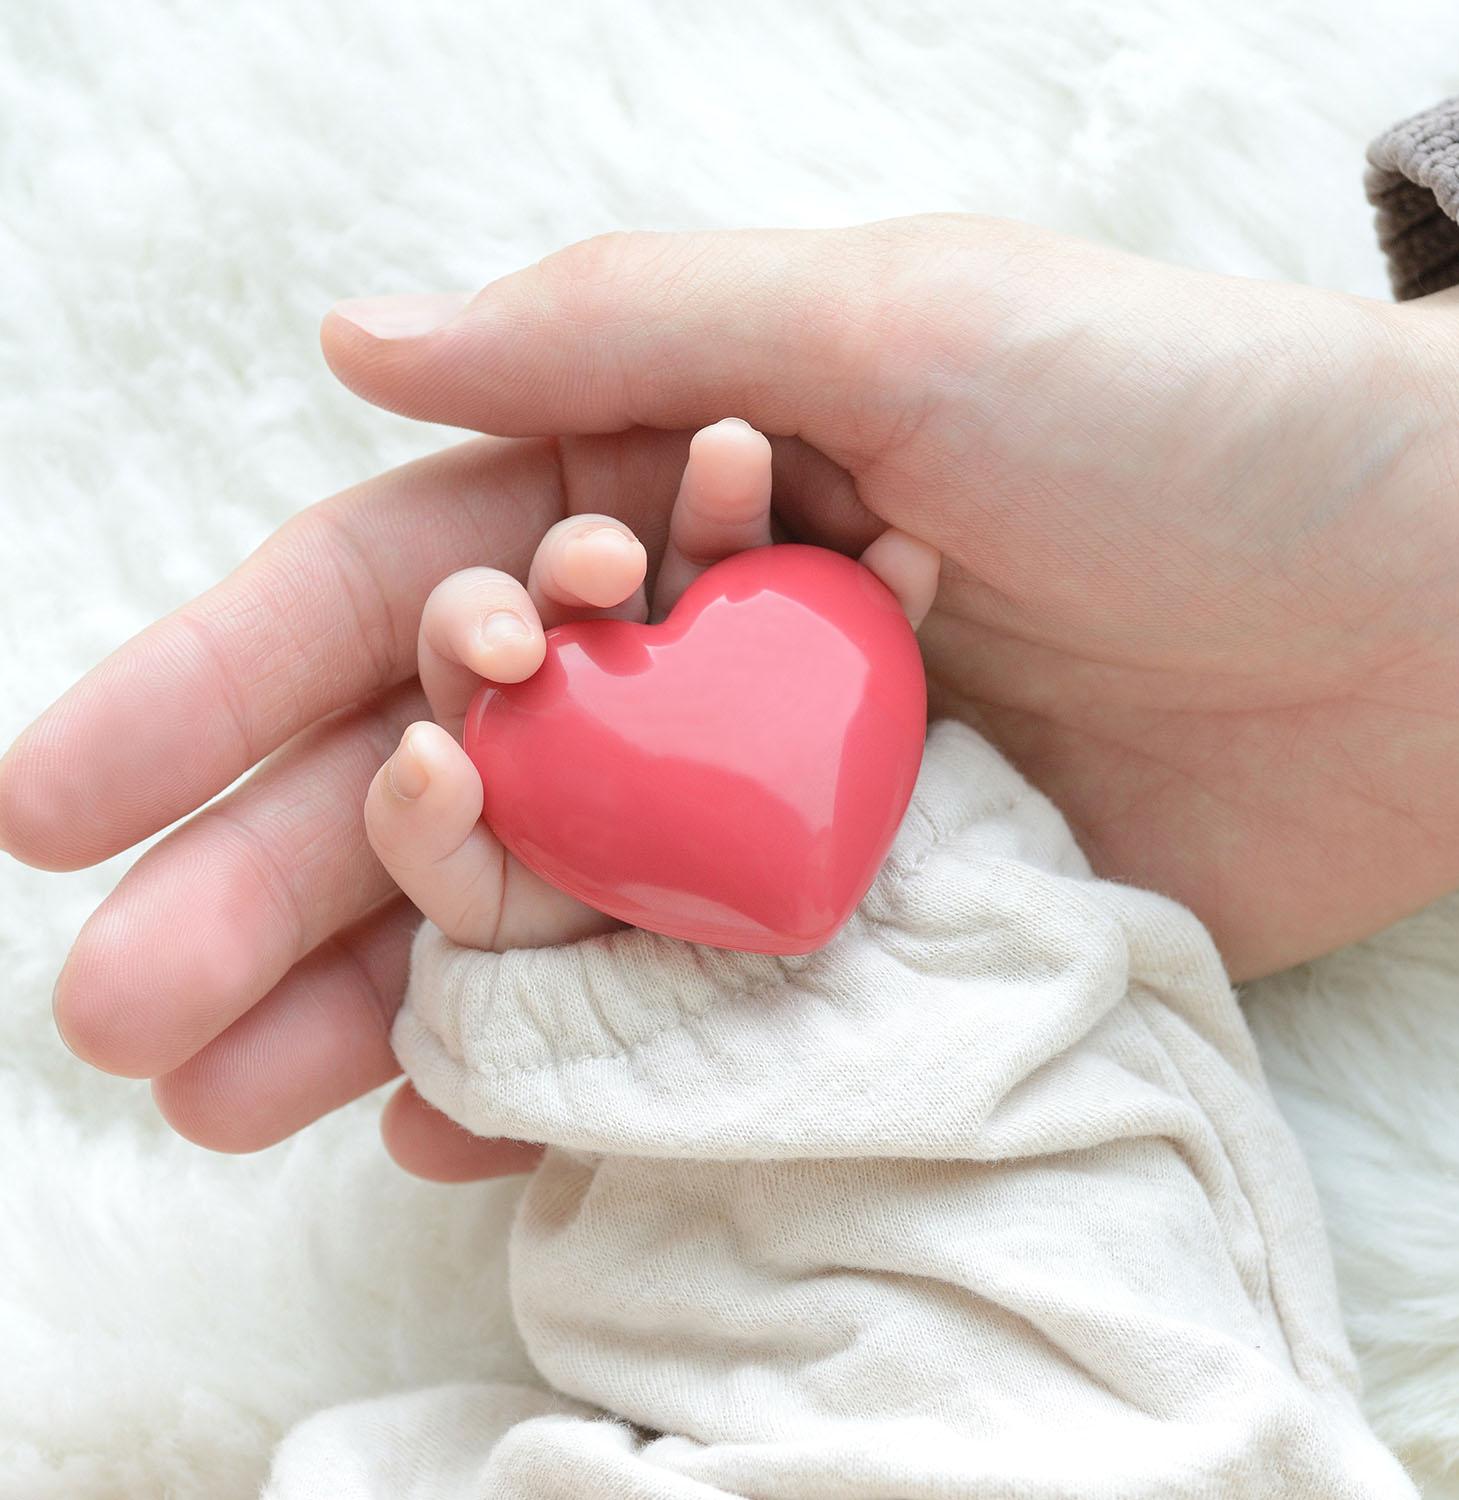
[{"xmin": 2, "ymin": 2, "xmax": 1456, "ymax": 1495}]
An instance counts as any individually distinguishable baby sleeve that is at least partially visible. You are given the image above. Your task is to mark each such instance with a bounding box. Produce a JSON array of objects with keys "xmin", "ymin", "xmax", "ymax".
[
  {"xmin": 268, "ymin": 720, "xmax": 1416, "ymax": 1500},
  {"xmin": 1367, "ymin": 96, "xmax": 1459, "ymax": 299}
]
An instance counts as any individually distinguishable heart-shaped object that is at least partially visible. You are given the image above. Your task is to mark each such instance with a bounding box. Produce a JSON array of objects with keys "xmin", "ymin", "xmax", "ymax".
[{"xmin": 464, "ymin": 543, "xmax": 927, "ymax": 954}]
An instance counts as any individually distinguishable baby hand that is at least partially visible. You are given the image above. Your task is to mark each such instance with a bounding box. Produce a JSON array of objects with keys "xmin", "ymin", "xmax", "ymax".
[
  {"xmin": 364, "ymin": 418, "xmax": 938, "ymax": 965},
  {"xmin": 365, "ymin": 421, "xmax": 941, "ymax": 1171}
]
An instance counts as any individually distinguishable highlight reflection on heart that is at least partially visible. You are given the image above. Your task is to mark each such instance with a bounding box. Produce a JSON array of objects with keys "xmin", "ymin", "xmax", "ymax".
[{"xmin": 465, "ymin": 544, "xmax": 928, "ymax": 954}]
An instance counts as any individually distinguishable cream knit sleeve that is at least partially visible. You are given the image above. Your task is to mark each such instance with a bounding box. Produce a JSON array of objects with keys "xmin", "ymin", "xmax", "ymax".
[{"xmin": 269, "ymin": 720, "xmax": 1415, "ymax": 1499}]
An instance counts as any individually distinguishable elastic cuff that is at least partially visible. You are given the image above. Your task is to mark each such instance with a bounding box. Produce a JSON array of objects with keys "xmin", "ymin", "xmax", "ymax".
[
  {"xmin": 388, "ymin": 719, "xmax": 1160, "ymax": 1161},
  {"xmin": 397, "ymin": 719, "xmax": 1069, "ymax": 1083}
]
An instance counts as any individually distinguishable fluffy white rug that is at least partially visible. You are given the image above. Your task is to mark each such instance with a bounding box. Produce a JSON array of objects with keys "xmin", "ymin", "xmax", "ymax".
[{"xmin": 2, "ymin": 2, "xmax": 1457, "ymax": 1494}]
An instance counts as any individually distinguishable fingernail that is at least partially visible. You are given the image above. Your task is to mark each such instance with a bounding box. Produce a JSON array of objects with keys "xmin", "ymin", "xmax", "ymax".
[
  {"xmin": 479, "ymin": 610, "xmax": 531, "ymax": 647},
  {"xmin": 592, "ymin": 526, "xmax": 640, "ymax": 554},
  {"xmin": 387, "ymin": 731, "xmax": 430, "ymax": 800},
  {"xmin": 331, "ymin": 290, "xmax": 473, "ymax": 339}
]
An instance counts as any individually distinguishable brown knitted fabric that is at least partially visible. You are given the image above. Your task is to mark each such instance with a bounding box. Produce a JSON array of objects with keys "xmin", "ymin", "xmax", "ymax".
[{"xmin": 1367, "ymin": 97, "xmax": 1459, "ymax": 300}]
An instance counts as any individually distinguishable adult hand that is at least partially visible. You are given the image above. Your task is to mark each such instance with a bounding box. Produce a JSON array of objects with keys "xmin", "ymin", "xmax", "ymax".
[{"xmin": 4, "ymin": 216, "xmax": 1457, "ymax": 1180}]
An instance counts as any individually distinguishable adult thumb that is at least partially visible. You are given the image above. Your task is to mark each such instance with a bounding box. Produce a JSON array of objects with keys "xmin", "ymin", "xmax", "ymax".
[{"xmin": 321, "ymin": 224, "xmax": 896, "ymax": 458}]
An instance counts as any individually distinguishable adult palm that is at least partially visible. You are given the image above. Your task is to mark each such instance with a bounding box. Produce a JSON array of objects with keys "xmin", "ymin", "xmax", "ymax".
[{"xmin": 4, "ymin": 215, "xmax": 1457, "ymax": 1177}]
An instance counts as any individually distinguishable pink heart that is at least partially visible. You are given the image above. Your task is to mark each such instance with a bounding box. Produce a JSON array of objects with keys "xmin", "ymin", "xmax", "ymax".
[{"xmin": 465, "ymin": 544, "xmax": 927, "ymax": 954}]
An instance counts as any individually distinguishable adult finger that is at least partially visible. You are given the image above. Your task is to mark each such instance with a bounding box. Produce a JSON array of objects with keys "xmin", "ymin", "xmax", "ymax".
[
  {"xmin": 151, "ymin": 896, "xmax": 418, "ymax": 1153},
  {"xmin": 0, "ymin": 436, "xmax": 566, "ymax": 872},
  {"xmin": 0, "ymin": 425, "xmax": 717, "ymax": 874},
  {"xmin": 156, "ymin": 896, "xmax": 548, "ymax": 1183},
  {"xmin": 322, "ymin": 224, "xmax": 907, "ymax": 458},
  {"xmin": 382, "ymin": 1081, "xmax": 545, "ymax": 1182},
  {"xmin": 53, "ymin": 682, "xmax": 422, "ymax": 1080}
]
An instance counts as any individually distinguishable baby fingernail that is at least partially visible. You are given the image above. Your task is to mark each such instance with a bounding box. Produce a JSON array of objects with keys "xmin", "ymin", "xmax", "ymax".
[
  {"xmin": 571, "ymin": 527, "xmax": 643, "ymax": 568},
  {"xmin": 331, "ymin": 290, "xmax": 473, "ymax": 339},
  {"xmin": 480, "ymin": 610, "xmax": 531, "ymax": 647},
  {"xmin": 388, "ymin": 732, "xmax": 430, "ymax": 800},
  {"xmin": 591, "ymin": 527, "xmax": 638, "ymax": 557}
]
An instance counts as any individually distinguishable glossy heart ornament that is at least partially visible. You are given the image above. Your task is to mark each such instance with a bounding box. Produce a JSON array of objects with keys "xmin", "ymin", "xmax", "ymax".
[{"xmin": 464, "ymin": 543, "xmax": 927, "ymax": 954}]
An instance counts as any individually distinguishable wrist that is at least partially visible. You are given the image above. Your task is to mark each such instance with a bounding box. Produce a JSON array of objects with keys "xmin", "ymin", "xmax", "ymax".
[{"xmin": 1343, "ymin": 298, "xmax": 1459, "ymax": 915}]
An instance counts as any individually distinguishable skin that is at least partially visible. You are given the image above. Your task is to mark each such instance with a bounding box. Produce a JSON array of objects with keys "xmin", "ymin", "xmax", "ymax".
[{"xmin": 2, "ymin": 214, "xmax": 1457, "ymax": 1181}]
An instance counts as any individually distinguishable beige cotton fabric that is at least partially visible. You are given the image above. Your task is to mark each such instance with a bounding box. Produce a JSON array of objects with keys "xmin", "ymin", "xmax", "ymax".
[{"xmin": 266, "ymin": 721, "xmax": 1415, "ymax": 1498}]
